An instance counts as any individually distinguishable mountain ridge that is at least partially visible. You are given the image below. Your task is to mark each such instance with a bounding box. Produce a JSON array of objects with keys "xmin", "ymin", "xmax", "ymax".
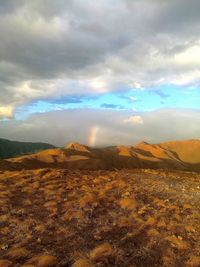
[
  {"xmin": 1, "ymin": 139, "xmax": 200, "ymax": 172},
  {"xmin": 0, "ymin": 138, "xmax": 55, "ymax": 159}
]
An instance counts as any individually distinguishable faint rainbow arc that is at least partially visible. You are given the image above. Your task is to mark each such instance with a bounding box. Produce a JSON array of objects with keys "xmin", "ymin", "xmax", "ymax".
[{"xmin": 88, "ymin": 126, "xmax": 100, "ymax": 147}]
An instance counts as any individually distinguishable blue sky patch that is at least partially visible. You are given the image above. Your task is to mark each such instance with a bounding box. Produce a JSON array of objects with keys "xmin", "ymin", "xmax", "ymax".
[{"xmin": 15, "ymin": 85, "xmax": 200, "ymax": 120}]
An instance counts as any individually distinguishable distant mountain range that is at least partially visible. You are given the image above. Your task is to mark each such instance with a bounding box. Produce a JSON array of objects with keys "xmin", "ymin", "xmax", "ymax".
[
  {"xmin": 0, "ymin": 138, "xmax": 55, "ymax": 159},
  {"xmin": 0, "ymin": 138, "xmax": 200, "ymax": 172}
]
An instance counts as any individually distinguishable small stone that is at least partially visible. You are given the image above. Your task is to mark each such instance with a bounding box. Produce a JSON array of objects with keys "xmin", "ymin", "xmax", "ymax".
[{"xmin": 0, "ymin": 245, "xmax": 8, "ymax": 251}]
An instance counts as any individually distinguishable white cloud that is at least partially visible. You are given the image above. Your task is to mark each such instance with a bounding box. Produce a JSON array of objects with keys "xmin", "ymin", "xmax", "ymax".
[
  {"xmin": 170, "ymin": 70, "xmax": 200, "ymax": 86},
  {"xmin": 124, "ymin": 115, "xmax": 144, "ymax": 125},
  {"xmin": 174, "ymin": 44, "xmax": 200, "ymax": 66},
  {"xmin": 89, "ymin": 78, "xmax": 108, "ymax": 93},
  {"xmin": 0, "ymin": 0, "xmax": 200, "ymax": 117},
  {"xmin": 0, "ymin": 105, "xmax": 14, "ymax": 118},
  {"xmin": 129, "ymin": 96, "xmax": 138, "ymax": 102}
]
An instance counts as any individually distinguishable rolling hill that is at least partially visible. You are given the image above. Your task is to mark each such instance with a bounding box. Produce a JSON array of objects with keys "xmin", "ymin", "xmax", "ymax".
[
  {"xmin": 1, "ymin": 139, "xmax": 200, "ymax": 172},
  {"xmin": 0, "ymin": 138, "xmax": 55, "ymax": 159}
]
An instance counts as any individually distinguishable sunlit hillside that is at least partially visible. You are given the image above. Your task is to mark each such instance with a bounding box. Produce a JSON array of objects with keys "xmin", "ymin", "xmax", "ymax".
[{"xmin": 1, "ymin": 140, "xmax": 200, "ymax": 172}]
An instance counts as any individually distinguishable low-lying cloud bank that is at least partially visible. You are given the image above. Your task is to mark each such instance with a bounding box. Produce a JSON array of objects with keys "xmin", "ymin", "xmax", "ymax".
[{"xmin": 0, "ymin": 108, "xmax": 200, "ymax": 147}]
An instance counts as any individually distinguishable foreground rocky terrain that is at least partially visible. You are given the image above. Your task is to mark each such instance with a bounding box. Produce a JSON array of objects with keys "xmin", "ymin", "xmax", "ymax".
[{"xmin": 0, "ymin": 168, "xmax": 199, "ymax": 266}]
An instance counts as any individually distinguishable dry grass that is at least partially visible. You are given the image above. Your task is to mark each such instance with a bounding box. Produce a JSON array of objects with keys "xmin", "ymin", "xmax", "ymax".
[
  {"xmin": 89, "ymin": 243, "xmax": 114, "ymax": 262},
  {"xmin": 0, "ymin": 259, "xmax": 12, "ymax": 267},
  {"xmin": 72, "ymin": 258, "xmax": 94, "ymax": 267},
  {"xmin": 0, "ymin": 168, "xmax": 199, "ymax": 266}
]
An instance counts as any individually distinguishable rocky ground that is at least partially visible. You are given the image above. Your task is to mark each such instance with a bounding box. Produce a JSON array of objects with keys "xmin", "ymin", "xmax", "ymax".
[{"xmin": 0, "ymin": 168, "xmax": 199, "ymax": 267}]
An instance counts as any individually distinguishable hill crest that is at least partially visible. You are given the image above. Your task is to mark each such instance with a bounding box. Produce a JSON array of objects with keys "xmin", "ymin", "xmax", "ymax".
[
  {"xmin": 1, "ymin": 139, "xmax": 200, "ymax": 172},
  {"xmin": 0, "ymin": 138, "xmax": 55, "ymax": 160},
  {"xmin": 65, "ymin": 142, "xmax": 90, "ymax": 153}
]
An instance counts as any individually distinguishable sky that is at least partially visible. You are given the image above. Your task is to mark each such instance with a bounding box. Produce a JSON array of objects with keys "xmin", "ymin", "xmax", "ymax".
[{"xmin": 0, "ymin": 0, "xmax": 200, "ymax": 147}]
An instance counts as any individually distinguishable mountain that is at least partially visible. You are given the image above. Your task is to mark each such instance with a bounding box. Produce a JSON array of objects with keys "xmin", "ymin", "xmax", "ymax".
[
  {"xmin": 6, "ymin": 142, "xmax": 104, "ymax": 170},
  {"xmin": 0, "ymin": 138, "xmax": 55, "ymax": 159},
  {"xmin": 65, "ymin": 142, "xmax": 91, "ymax": 153},
  {"xmin": 1, "ymin": 139, "xmax": 200, "ymax": 172},
  {"xmin": 160, "ymin": 139, "xmax": 200, "ymax": 163}
]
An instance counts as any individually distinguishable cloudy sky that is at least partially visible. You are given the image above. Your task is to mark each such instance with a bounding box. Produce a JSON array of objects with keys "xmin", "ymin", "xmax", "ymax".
[{"xmin": 0, "ymin": 0, "xmax": 200, "ymax": 146}]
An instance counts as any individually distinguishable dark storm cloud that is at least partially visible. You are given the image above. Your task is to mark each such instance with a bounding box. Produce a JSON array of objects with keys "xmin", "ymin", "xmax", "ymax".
[
  {"xmin": 0, "ymin": 0, "xmax": 25, "ymax": 14},
  {"xmin": 0, "ymin": 0, "xmax": 200, "ymax": 118},
  {"xmin": 153, "ymin": 0, "xmax": 200, "ymax": 33}
]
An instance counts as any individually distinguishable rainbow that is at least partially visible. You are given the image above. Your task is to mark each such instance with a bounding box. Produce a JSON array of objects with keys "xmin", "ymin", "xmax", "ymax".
[{"xmin": 88, "ymin": 126, "xmax": 100, "ymax": 147}]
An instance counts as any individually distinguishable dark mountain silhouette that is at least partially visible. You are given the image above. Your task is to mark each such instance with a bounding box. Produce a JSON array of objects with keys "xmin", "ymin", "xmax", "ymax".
[{"xmin": 0, "ymin": 138, "xmax": 55, "ymax": 159}]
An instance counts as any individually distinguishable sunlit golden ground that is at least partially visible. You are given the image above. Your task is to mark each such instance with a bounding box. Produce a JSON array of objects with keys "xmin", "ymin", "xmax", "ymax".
[{"xmin": 0, "ymin": 168, "xmax": 199, "ymax": 267}]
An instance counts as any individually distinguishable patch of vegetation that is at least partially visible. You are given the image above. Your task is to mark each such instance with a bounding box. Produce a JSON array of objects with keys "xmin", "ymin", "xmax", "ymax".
[
  {"xmin": 0, "ymin": 168, "xmax": 199, "ymax": 266},
  {"xmin": 0, "ymin": 138, "xmax": 55, "ymax": 159}
]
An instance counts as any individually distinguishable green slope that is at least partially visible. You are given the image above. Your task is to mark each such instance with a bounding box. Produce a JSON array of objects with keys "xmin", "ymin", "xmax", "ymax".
[{"xmin": 0, "ymin": 138, "xmax": 55, "ymax": 159}]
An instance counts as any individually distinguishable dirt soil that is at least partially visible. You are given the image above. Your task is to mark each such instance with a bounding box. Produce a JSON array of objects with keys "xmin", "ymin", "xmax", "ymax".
[{"xmin": 0, "ymin": 168, "xmax": 199, "ymax": 266}]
